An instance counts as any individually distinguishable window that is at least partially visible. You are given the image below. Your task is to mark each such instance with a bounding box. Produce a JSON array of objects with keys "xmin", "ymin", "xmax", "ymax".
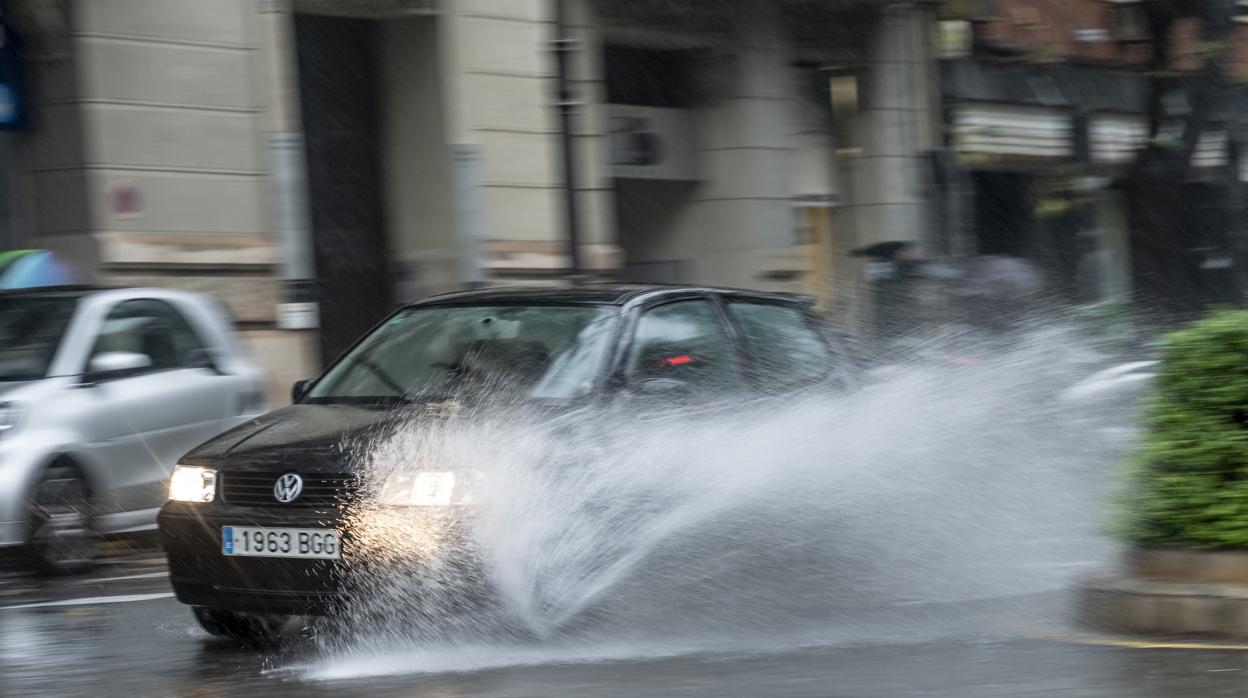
[
  {"xmin": 625, "ymin": 300, "xmax": 744, "ymax": 396},
  {"xmin": 727, "ymin": 302, "xmax": 832, "ymax": 391},
  {"xmin": 0, "ymin": 294, "xmax": 78, "ymax": 381},
  {"xmin": 91, "ymin": 299, "xmax": 207, "ymax": 372}
]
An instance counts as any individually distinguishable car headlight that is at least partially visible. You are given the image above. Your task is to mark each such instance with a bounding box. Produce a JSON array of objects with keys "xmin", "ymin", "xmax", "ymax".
[
  {"xmin": 0, "ymin": 401, "xmax": 25, "ymax": 439},
  {"xmin": 168, "ymin": 465, "xmax": 217, "ymax": 503},
  {"xmin": 376, "ymin": 470, "xmax": 483, "ymax": 507}
]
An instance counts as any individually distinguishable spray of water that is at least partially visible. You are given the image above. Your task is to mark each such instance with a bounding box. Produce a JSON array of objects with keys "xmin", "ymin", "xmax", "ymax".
[{"xmin": 298, "ymin": 322, "xmax": 1144, "ymax": 680}]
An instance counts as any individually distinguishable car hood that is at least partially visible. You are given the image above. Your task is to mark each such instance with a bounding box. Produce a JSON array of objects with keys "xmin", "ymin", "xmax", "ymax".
[
  {"xmin": 184, "ymin": 400, "xmax": 586, "ymax": 473},
  {"xmin": 183, "ymin": 404, "xmax": 405, "ymax": 473}
]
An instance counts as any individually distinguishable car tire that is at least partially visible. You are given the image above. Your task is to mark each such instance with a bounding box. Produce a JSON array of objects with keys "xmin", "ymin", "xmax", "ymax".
[
  {"xmin": 192, "ymin": 607, "xmax": 286, "ymax": 646},
  {"xmin": 27, "ymin": 463, "xmax": 99, "ymax": 576}
]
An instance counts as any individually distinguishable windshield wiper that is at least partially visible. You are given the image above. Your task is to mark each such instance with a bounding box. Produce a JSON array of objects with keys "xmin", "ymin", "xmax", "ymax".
[{"xmin": 356, "ymin": 356, "xmax": 407, "ymax": 396}]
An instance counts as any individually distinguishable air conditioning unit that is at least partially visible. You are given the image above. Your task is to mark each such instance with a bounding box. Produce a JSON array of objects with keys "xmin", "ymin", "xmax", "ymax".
[{"xmin": 1237, "ymin": 0, "xmax": 1248, "ymax": 24}]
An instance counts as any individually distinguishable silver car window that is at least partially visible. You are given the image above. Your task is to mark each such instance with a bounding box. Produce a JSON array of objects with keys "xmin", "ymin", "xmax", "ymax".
[
  {"xmin": 0, "ymin": 294, "xmax": 78, "ymax": 381},
  {"xmin": 90, "ymin": 299, "xmax": 208, "ymax": 371}
]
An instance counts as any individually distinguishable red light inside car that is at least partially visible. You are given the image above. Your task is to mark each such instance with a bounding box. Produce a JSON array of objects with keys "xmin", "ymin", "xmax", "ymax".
[{"xmin": 663, "ymin": 354, "xmax": 694, "ymax": 366}]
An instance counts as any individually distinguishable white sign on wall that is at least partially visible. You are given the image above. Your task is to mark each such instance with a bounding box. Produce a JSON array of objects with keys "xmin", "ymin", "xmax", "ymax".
[{"xmin": 277, "ymin": 302, "xmax": 318, "ymax": 330}]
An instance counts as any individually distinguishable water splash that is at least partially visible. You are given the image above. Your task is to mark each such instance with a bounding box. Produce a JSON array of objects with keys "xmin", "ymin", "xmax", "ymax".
[{"xmin": 304, "ymin": 323, "xmax": 1145, "ymax": 679}]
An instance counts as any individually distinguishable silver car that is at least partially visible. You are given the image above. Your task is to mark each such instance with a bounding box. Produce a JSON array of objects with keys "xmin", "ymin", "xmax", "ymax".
[{"xmin": 0, "ymin": 286, "xmax": 268, "ymax": 573}]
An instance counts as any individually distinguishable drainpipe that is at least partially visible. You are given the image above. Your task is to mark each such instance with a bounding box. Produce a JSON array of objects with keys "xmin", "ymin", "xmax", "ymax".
[
  {"xmin": 260, "ymin": 1, "xmax": 317, "ymax": 330},
  {"xmin": 552, "ymin": 0, "xmax": 584, "ymax": 283}
]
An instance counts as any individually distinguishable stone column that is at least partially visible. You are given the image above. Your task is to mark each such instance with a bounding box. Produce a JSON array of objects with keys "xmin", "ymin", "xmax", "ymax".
[
  {"xmin": 854, "ymin": 2, "xmax": 937, "ymax": 255},
  {"xmin": 438, "ymin": 0, "xmax": 618, "ymax": 282},
  {"xmin": 850, "ymin": 2, "xmax": 939, "ymax": 336},
  {"xmin": 683, "ymin": 0, "xmax": 798, "ymax": 288}
]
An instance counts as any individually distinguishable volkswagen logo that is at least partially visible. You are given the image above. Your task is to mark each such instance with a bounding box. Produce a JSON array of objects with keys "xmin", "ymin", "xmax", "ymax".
[{"xmin": 273, "ymin": 472, "xmax": 303, "ymax": 503}]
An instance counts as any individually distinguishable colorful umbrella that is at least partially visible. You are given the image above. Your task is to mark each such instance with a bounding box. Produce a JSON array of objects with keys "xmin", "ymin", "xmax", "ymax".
[{"xmin": 0, "ymin": 250, "xmax": 80, "ymax": 289}]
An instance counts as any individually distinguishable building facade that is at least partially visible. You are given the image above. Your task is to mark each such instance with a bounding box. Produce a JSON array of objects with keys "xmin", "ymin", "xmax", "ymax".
[
  {"xmin": 16, "ymin": 0, "xmax": 1233, "ymax": 397},
  {"xmin": 937, "ymin": 0, "xmax": 1248, "ymax": 314},
  {"xmin": 285, "ymin": 0, "xmax": 942, "ymax": 358}
]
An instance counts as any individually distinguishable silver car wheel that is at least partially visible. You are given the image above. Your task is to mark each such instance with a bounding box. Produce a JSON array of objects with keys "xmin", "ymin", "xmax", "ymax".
[{"xmin": 28, "ymin": 465, "xmax": 98, "ymax": 575}]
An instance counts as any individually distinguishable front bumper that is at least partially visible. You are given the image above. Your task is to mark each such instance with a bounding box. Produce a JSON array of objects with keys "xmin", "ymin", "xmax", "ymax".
[{"xmin": 158, "ymin": 502, "xmax": 346, "ymax": 615}]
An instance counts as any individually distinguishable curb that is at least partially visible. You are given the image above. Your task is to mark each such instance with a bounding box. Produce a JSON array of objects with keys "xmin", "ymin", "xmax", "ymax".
[{"xmin": 1077, "ymin": 574, "xmax": 1248, "ymax": 639}]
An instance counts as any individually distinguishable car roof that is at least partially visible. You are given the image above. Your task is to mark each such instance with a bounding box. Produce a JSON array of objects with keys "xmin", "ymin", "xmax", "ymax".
[
  {"xmin": 408, "ymin": 283, "xmax": 814, "ymax": 308},
  {"xmin": 0, "ymin": 284, "xmax": 100, "ymax": 299},
  {"xmin": 0, "ymin": 285, "xmax": 215, "ymax": 306}
]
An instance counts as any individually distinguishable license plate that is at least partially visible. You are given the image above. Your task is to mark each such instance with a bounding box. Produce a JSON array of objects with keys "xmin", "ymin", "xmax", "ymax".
[{"xmin": 221, "ymin": 526, "xmax": 341, "ymax": 560}]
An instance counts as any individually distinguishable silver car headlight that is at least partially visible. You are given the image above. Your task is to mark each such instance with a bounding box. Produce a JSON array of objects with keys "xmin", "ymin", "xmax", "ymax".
[
  {"xmin": 168, "ymin": 465, "xmax": 217, "ymax": 503},
  {"xmin": 0, "ymin": 401, "xmax": 26, "ymax": 439},
  {"xmin": 376, "ymin": 470, "xmax": 483, "ymax": 507}
]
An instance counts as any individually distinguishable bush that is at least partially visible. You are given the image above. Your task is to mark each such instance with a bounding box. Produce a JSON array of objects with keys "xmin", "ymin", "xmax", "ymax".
[{"xmin": 1121, "ymin": 309, "xmax": 1248, "ymax": 548}]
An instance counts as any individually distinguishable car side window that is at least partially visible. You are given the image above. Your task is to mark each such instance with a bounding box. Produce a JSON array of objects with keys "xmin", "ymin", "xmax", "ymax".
[
  {"xmin": 625, "ymin": 299, "xmax": 744, "ymax": 396},
  {"xmin": 727, "ymin": 302, "xmax": 832, "ymax": 391},
  {"xmin": 91, "ymin": 299, "xmax": 207, "ymax": 372}
]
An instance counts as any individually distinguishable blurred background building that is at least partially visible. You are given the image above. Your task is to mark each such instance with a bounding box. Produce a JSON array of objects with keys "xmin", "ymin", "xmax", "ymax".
[
  {"xmin": 0, "ymin": 0, "xmax": 1243, "ymax": 397},
  {"xmin": 939, "ymin": 0, "xmax": 1248, "ymax": 316}
]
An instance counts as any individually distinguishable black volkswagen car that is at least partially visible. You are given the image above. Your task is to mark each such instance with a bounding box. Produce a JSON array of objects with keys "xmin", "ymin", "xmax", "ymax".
[{"xmin": 158, "ymin": 285, "xmax": 858, "ymax": 641}]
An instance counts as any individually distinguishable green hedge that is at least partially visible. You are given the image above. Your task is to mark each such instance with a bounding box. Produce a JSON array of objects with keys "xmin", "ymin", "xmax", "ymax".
[{"xmin": 1122, "ymin": 309, "xmax": 1248, "ymax": 548}]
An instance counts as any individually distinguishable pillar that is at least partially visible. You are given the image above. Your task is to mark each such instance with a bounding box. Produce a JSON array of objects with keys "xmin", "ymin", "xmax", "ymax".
[
  {"xmin": 438, "ymin": 0, "xmax": 618, "ymax": 282},
  {"xmin": 684, "ymin": 0, "xmax": 798, "ymax": 288},
  {"xmin": 850, "ymin": 2, "xmax": 939, "ymax": 336}
]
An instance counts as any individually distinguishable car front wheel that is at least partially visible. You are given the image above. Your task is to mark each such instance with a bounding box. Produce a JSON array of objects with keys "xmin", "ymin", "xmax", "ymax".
[
  {"xmin": 27, "ymin": 464, "xmax": 98, "ymax": 575},
  {"xmin": 192, "ymin": 607, "xmax": 288, "ymax": 645}
]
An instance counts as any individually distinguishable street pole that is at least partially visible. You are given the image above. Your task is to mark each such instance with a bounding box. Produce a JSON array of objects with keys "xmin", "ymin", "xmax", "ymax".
[{"xmin": 552, "ymin": 0, "xmax": 584, "ymax": 284}]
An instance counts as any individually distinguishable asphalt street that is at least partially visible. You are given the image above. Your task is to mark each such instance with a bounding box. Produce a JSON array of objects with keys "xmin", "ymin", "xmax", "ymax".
[{"xmin": 3, "ymin": 540, "xmax": 1248, "ymax": 698}]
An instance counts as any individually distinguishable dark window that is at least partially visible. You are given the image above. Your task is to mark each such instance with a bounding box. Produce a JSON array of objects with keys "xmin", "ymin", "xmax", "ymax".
[
  {"xmin": 728, "ymin": 302, "xmax": 832, "ymax": 391},
  {"xmin": 0, "ymin": 294, "xmax": 78, "ymax": 381},
  {"xmin": 91, "ymin": 299, "xmax": 207, "ymax": 372},
  {"xmin": 625, "ymin": 300, "xmax": 744, "ymax": 396}
]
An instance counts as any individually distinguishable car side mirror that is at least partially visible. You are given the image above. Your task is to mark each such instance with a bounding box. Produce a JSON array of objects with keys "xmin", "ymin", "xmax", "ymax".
[
  {"xmin": 291, "ymin": 379, "xmax": 314, "ymax": 403},
  {"xmin": 86, "ymin": 351, "xmax": 152, "ymax": 381}
]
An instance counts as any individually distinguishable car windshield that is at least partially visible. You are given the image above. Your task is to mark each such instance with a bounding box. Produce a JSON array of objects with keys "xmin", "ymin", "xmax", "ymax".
[
  {"xmin": 306, "ymin": 304, "xmax": 619, "ymax": 404},
  {"xmin": 0, "ymin": 294, "xmax": 79, "ymax": 381}
]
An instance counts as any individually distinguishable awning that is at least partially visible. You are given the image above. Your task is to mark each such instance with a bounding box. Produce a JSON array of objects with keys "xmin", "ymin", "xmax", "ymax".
[
  {"xmin": 1090, "ymin": 114, "xmax": 1230, "ymax": 171},
  {"xmin": 952, "ymin": 104, "xmax": 1072, "ymax": 162},
  {"xmin": 953, "ymin": 104, "xmax": 1241, "ymax": 177}
]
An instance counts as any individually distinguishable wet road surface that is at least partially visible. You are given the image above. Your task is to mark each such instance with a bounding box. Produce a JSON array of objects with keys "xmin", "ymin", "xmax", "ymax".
[{"xmin": 4, "ymin": 541, "xmax": 1248, "ymax": 697}]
